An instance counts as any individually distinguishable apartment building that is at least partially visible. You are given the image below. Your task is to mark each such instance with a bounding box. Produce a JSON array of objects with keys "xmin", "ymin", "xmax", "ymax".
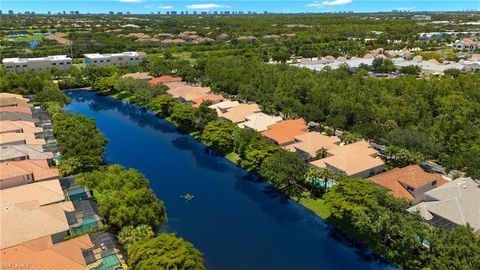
[
  {"xmin": 2, "ymin": 55, "xmax": 72, "ymax": 73},
  {"xmin": 84, "ymin": 51, "xmax": 145, "ymax": 67}
]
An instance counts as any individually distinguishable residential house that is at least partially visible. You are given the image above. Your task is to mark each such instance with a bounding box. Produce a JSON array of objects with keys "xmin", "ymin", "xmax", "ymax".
[
  {"xmin": 165, "ymin": 82, "xmax": 210, "ymax": 102},
  {"xmin": 208, "ymin": 100, "xmax": 240, "ymax": 116},
  {"xmin": 261, "ymin": 119, "xmax": 308, "ymax": 146},
  {"xmin": 0, "ymin": 159, "xmax": 60, "ymax": 189},
  {"xmin": 0, "ymin": 133, "xmax": 45, "ymax": 146},
  {"xmin": 0, "ymin": 200, "xmax": 74, "ymax": 249},
  {"xmin": 0, "ymin": 144, "xmax": 54, "ymax": 162},
  {"xmin": 408, "ymin": 177, "xmax": 480, "ymax": 234},
  {"xmin": 0, "ymin": 179, "xmax": 65, "ymax": 208},
  {"xmin": 238, "ymin": 112, "xmax": 283, "ymax": 132},
  {"xmin": 453, "ymin": 38, "xmax": 479, "ymax": 51},
  {"xmin": 290, "ymin": 132, "xmax": 341, "ymax": 160},
  {"xmin": 0, "ymin": 120, "xmax": 44, "ymax": 136},
  {"xmin": 219, "ymin": 104, "xmax": 261, "ymax": 124},
  {"xmin": 148, "ymin": 75, "xmax": 182, "ymax": 85},
  {"xmin": 0, "ymin": 97, "xmax": 31, "ymax": 108},
  {"xmin": 0, "ymin": 235, "xmax": 94, "ymax": 270},
  {"xmin": 191, "ymin": 94, "xmax": 224, "ymax": 108},
  {"xmin": 369, "ymin": 164, "xmax": 448, "ymax": 204},
  {"xmin": 310, "ymin": 140, "xmax": 384, "ymax": 178},
  {"xmin": 0, "ymin": 112, "xmax": 35, "ymax": 122},
  {"xmin": 0, "ymin": 106, "xmax": 32, "ymax": 115}
]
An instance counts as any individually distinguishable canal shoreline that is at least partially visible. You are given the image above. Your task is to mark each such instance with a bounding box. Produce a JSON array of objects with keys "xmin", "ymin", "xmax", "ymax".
[{"xmin": 77, "ymin": 88, "xmax": 396, "ymax": 268}]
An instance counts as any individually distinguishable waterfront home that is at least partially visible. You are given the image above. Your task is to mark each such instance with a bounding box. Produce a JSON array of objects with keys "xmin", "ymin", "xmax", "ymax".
[
  {"xmin": 239, "ymin": 112, "xmax": 283, "ymax": 132},
  {"xmin": 165, "ymin": 82, "xmax": 210, "ymax": 102},
  {"xmin": 0, "ymin": 120, "xmax": 44, "ymax": 136},
  {"xmin": 148, "ymin": 75, "xmax": 182, "ymax": 85},
  {"xmin": 0, "ymin": 112, "xmax": 35, "ymax": 122},
  {"xmin": 0, "ymin": 144, "xmax": 54, "ymax": 162},
  {"xmin": 0, "ymin": 106, "xmax": 33, "ymax": 115},
  {"xmin": 369, "ymin": 164, "xmax": 448, "ymax": 204},
  {"xmin": 191, "ymin": 94, "xmax": 224, "ymax": 108},
  {"xmin": 219, "ymin": 104, "xmax": 261, "ymax": 124},
  {"xmin": 310, "ymin": 140, "xmax": 384, "ymax": 178},
  {"xmin": 0, "ymin": 133, "xmax": 45, "ymax": 146},
  {"xmin": 408, "ymin": 177, "xmax": 480, "ymax": 235},
  {"xmin": 208, "ymin": 100, "xmax": 240, "ymax": 115},
  {"xmin": 0, "ymin": 235, "xmax": 94, "ymax": 270},
  {"xmin": 0, "ymin": 97, "xmax": 31, "ymax": 108},
  {"xmin": 121, "ymin": 72, "xmax": 153, "ymax": 81},
  {"xmin": 261, "ymin": 119, "xmax": 308, "ymax": 146},
  {"xmin": 290, "ymin": 132, "xmax": 341, "ymax": 160},
  {"xmin": 0, "ymin": 159, "xmax": 60, "ymax": 189},
  {"xmin": 453, "ymin": 38, "xmax": 479, "ymax": 51},
  {"xmin": 0, "ymin": 200, "xmax": 74, "ymax": 249},
  {"xmin": 0, "ymin": 179, "xmax": 65, "ymax": 208}
]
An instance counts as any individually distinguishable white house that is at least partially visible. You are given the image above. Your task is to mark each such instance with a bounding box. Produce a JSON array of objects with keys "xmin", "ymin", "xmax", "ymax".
[
  {"xmin": 453, "ymin": 39, "xmax": 479, "ymax": 52},
  {"xmin": 2, "ymin": 55, "xmax": 72, "ymax": 73},
  {"xmin": 84, "ymin": 52, "xmax": 145, "ymax": 67}
]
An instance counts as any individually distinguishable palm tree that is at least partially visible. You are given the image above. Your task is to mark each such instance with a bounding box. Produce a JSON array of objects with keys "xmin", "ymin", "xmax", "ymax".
[{"xmin": 304, "ymin": 168, "xmax": 322, "ymax": 195}]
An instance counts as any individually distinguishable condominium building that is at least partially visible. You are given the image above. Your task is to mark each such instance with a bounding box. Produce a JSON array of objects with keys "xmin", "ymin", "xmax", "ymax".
[
  {"xmin": 2, "ymin": 55, "xmax": 72, "ymax": 73},
  {"xmin": 84, "ymin": 52, "xmax": 145, "ymax": 67}
]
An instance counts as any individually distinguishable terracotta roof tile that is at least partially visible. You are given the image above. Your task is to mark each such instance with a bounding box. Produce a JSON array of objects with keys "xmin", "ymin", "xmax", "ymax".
[
  {"xmin": 148, "ymin": 75, "xmax": 182, "ymax": 85},
  {"xmin": 0, "ymin": 160, "xmax": 59, "ymax": 183},
  {"xmin": 261, "ymin": 119, "xmax": 308, "ymax": 145},
  {"xmin": 165, "ymin": 82, "xmax": 210, "ymax": 101},
  {"xmin": 0, "ymin": 106, "xmax": 32, "ymax": 115},
  {"xmin": 192, "ymin": 94, "xmax": 224, "ymax": 108}
]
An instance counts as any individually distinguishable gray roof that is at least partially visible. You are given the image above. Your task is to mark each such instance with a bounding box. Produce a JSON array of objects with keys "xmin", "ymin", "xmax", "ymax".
[
  {"xmin": 0, "ymin": 144, "xmax": 54, "ymax": 162},
  {"xmin": 408, "ymin": 177, "xmax": 480, "ymax": 233},
  {"xmin": 0, "ymin": 112, "xmax": 35, "ymax": 122}
]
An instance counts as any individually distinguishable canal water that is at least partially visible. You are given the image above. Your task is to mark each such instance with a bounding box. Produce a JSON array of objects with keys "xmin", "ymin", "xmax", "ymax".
[{"xmin": 64, "ymin": 90, "xmax": 396, "ymax": 270}]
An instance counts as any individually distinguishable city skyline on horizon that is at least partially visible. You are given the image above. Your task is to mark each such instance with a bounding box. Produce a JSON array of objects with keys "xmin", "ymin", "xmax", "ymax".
[{"xmin": 2, "ymin": 0, "xmax": 479, "ymax": 14}]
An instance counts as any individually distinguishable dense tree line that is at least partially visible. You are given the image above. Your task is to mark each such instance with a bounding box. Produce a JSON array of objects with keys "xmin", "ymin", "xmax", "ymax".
[{"xmin": 324, "ymin": 178, "xmax": 480, "ymax": 269}]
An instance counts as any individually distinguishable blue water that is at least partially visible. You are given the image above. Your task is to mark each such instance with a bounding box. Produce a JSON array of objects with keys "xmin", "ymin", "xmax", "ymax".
[
  {"xmin": 64, "ymin": 90, "xmax": 397, "ymax": 270},
  {"xmin": 28, "ymin": 40, "xmax": 39, "ymax": 48}
]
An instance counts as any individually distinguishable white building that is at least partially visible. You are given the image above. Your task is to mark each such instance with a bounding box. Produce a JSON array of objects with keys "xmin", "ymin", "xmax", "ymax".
[
  {"xmin": 2, "ymin": 55, "xmax": 72, "ymax": 73},
  {"xmin": 411, "ymin": 15, "xmax": 431, "ymax": 21},
  {"xmin": 84, "ymin": 52, "xmax": 145, "ymax": 67},
  {"xmin": 453, "ymin": 39, "xmax": 479, "ymax": 52}
]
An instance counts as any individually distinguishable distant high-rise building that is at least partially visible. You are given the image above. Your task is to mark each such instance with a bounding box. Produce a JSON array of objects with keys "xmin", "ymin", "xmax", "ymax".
[
  {"xmin": 109, "ymin": 11, "xmax": 114, "ymax": 15},
  {"xmin": 47, "ymin": 11, "xmax": 51, "ymax": 15},
  {"xmin": 8, "ymin": 10, "xmax": 14, "ymax": 15},
  {"xmin": 238, "ymin": 11, "xmax": 244, "ymax": 14},
  {"xmin": 117, "ymin": 12, "xmax": 123, "ymax": 15},
  {"xmin": 180, "ymin": 11, "xmax": 184, "ymax": 15},
  {"xmin": 193, "ymin": 11, "xmax": 197, "ymax": 15},
  {"xmin": 213, "ymin": 11, "xmax": 218, "ymax": 14},
  {"xmin": 171, "ymin": 11, "xmax": 177, "ymax": 15},
  {"xmin": 63, "ymin": 11, "xmax": 66, "ymax": 14},
  {"xmin": 185, "ymin": 11, "xmax": 189, "ymax": 15},
  {"xmin": 166, "ymin": 11, "xmax": 170, "ymax": 15},
  {"xmin": 157, "ymin": 11, "xmax": 161, "ymax": 14},
  {"xmin": 263, "ymin": 11, "xmax": 268, "ymax": 14},
  {"xmin": 201, "ymin": 11, "xmax": 207, "ymax": 15},
  {"xmin": 225, "ymin": 11, "xmax": 230, "ymax": 15},
  {"xmin": 127, "ymin": 11, "xmax": 131, "ymax": 14},
  {"xmin": 75, "ymin": 11, "xmax": 79, "ymax": 15}
]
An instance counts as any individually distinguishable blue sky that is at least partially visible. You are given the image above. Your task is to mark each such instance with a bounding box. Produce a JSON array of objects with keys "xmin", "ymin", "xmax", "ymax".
[{"xmin": 2, "ymin": 0, "xmax": 479, "ymax": 14}]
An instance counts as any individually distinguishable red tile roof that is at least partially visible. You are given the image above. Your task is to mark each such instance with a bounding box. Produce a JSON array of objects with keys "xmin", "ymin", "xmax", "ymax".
[
  {"xmin": 261, "ymin": 119, "xmax": 308, "ymax": 145},
  {"xmin": 369, "ymin": 164, "xmax": 448, "ymax": 201},
  {"xmin": 0, "ymin": 160, "xmax": 59, "ymax": 182},
  {"xmin": 0, "ymin": 106, "xmax": 32, "ymax": 115},
  {"xmin": 192, "ymin": 94, "xmax": 224, "ymax": 108},
  {"xmin": 148, "ymin": 75, "xmax": 182, "ymax": 85}
]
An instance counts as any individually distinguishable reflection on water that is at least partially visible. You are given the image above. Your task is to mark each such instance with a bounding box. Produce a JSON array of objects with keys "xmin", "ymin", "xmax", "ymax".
[{"xmin": 65, "ymin": 90, "xmax": 397, "ymax": 270}]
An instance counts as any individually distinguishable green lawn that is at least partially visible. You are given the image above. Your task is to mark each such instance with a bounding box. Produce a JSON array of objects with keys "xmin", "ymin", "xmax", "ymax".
[
  {"xmin": 299, "ymin": 197, "xmax": 331, "ymax": 219},
  {"xmin": 225, "ymin": 152, "xmax": 241, "ymax": 165},
  {"xmin": 92, "ymin": 188, "xmax": 101, "ymax": 199},
  {"xmin": 3, "ymin": 35, "xmax": 43, "ymax": 42}
]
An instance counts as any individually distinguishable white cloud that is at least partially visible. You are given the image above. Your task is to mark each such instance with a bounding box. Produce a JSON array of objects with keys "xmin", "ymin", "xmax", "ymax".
[
  {"xmin": 159, "ymin": 5, "xmax": 174, "ymax": 9},
  {"xmin": 186, "ymin": 3, "xmax": 229, "ymax": 10},
  {"xmin": 306, "ymin": 0, "xmax": 352, "ymax": 7},
  {"xmin": 118, "ymin": 0, "xmax": 145, "ymax": 3}
]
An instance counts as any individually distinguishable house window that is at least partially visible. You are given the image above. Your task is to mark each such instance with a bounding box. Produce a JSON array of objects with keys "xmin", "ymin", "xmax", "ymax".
[
  {"xmin": 100, "ymin": 60, "xmax": 104, "ymax": 63},
  {"xmin": 135, "ymin": 57, "xmax": 139, "ymax": 60},
  {"xmin": 66, "ymin": 62, "xmax": 71, "ymax": 64},
  {"xmin": 130, "ymin": 58, "xmax": 133, "ymax": 61},
  {"xmin": 118, "ymin": 57, "xmax": 123, "ymax": 60},
  {"xmin": 59, "ymin": 62, "xmax": 64, "ymax": 65},
  {"xmin": 93, "ymin": 60, "xmax": 98, "ymax": 63},
  {"xmin": 432, "ymin": 180, "xmax": 437, "ymax": 186},
  {"xmin": 52, "ymin": 63, "xmax": 57, "ymax": 65},
  {"xmin": 106, "ymin": 60, "xmax": 110, "ymax": 62},
  {"xmin": 22, "ymin": 65, "xmax": 27, "ymax": 67}
]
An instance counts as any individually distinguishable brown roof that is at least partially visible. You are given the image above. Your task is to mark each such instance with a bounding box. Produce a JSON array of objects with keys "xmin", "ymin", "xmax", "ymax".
[
  {"xmin": 310, "ymin": 140, "xmax": 384, "ymax": 177},
  {"xmin": 148, "ymin": 75, "xmax": 182, "ymax": 85},
  {"xmin": 0, "ymin": 98, "xmax": 31, "ymax": 108},
  {"xmin": 0, "ymin": 121, "xmax": 43, "ymax": 134},
  {"xmin": 261, "ymin": 119, "xmax": 308, "ymax": 145},
  {"xmin": 0, "ymin": 106, "xmax": 32, "ymax": 115},
  {"xmin": 0, "ymin": 180, "xmax": 65, "ymax": 207},
  {"xmin": 192, "ymin": 94, "xmax": 224, "ymax": 108},
  {"xmin": 0, "ymin": 201, "xmax": 74, "ymax": 249},
  {"xmin": 0, "ymin": 93, "xmax": 28, "ymax": 100},
  {"xmin": 0, "ymin": 160, "xmax": 59, "ymax": 182},
  {"xmin": 220, "ymin": 104, "xmax": 261, "ymax": 124},
  {"xmin": 0, "ymin": 235, "xmax": 93, "ymax": 269},
  {"xmin": 292, "ymin": 132, "xmax": 341, "ymax": 158},
  {"xmin": 369, "ymin": 164, "xmax": 448, "ymax": 201},
  {"xmin": 0, "ymin": 133, "xmax": 46, "ymax": 146},
  {"xmin": 165, "ymin": 82, "xmax": 210, "ymax": 102}
]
